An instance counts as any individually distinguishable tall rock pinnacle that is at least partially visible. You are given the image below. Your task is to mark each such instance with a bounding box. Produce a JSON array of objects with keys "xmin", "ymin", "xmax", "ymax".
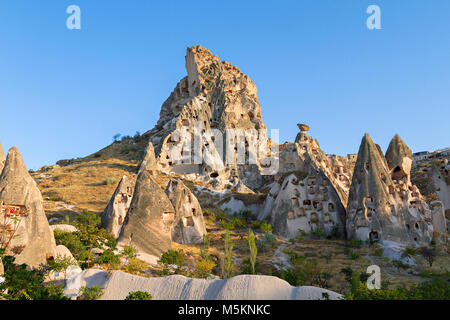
[{"xmin": 0, "ymin": 147, "xmax": 56, "ymax": 267}]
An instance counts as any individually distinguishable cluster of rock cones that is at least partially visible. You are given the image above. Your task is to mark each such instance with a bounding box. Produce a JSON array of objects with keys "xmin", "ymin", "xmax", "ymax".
[{"xmin": 0, "ymin": 45, "xmax": 448, "ymax": 273}]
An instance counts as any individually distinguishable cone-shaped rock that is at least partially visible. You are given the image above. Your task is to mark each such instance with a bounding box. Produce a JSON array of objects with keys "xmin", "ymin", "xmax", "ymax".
[
  {"xmin": 385, "ymin": 134, "xmax": 413, "ymax": 181},
  {"xmin": 118, "ymin": 171, "xmax": 175, "ymax": 257},
  {"xmin": 347, "ymin": 134, "xmax": 433, "ymax": 245},
  {"xmin": 101, "ymin": 176, "xmax": 134, "ymax": 238},
  {"xmin": 138, "ymin": 141, "xmax": 158, "ymax": 176},
  {"xmin": 0, "ymin": 147, "xmax": 56, "ymax": 267},
  {"xmin": 165, "ymin": 179, "xmax": 207, "ymax": 244}
]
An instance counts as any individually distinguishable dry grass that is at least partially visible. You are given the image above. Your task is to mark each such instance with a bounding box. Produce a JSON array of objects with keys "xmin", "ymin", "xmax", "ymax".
[{"xmin": 32, "ymin": 158, "xmax": 138, "ymax": 215}]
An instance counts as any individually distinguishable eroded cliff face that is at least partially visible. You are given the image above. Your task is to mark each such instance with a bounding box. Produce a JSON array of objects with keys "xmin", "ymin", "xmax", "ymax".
[
  {"xmin": 260, "ymin": 126, "xmax": 352, "ymax": 239},
  {"xmin": 346, "ymin": 134, "xmax": 434, "ymax": 245},
  {"xmin": 144, "ymin": 45, "xmax": 275, "ymax": 192}
]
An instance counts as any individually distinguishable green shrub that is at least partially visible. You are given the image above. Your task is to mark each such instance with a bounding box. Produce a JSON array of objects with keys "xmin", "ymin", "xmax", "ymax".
[
  {"xmin": 125, "ymin": 291, "xmax": 153, "ymax": 300},
  {"xmin": 259, "ymin": 222, "xmax": 272, "ymax": 233},
  {"xmin": 78, "ymin": 286, "xmax": 104, "ymax": 300},
  {"xmin": 97, "ymin": 249, "xmax": 121, "ymax": 266},
  {"xmin": 159, "ymin": 249, "xmax": 186, "ymax": 267},
  {"xmin": 247, "ymin": 229, "xmax": 257, "ymax": 274},
  {"xmin": 125, "ymin": 258, "xmax": 148, "ymax": 274},
  {"xmin": 122, "ymin": 244, "xmax": 138, "ymax": 260},
  {"xmin": 195, "ymin": 258, "xmax": 216, "ymax": 279},
  {"xmin": 0, "ymin": 255, "xmax": 68, "ymax": 300},
  {"xmin": 256, "ymin": 232, "xmax": 277, "ymax": 252}
]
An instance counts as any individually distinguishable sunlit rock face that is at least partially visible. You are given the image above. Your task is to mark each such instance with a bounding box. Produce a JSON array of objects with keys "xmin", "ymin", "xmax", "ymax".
[
  {"xmin": 0, "ymin": 147, "xmax": 56, "ymax": 267},
  {"xmin": 346, "ymin": 134, "xmax": 434, "ymax": 245},
  {"xmin": 118, "ymin": 170, "xmax": 175, "ymax": 257},
  {"xmin": 144, "ymin": 45, "xmax": 276, "ymax": 192},
  {"xmin": 0, "ymin": 141, "xmax": 5, "ymax": 173},
  {"xmin": 259, "ymin": 126, "xmax": 351, "ymax": 239},
  {"xmin": 101, "ymin": 175, "xmax": 134, "ymax": 238},
  {"xmin": 165, "ymin": 179, "xmax": 207, "ymax": 244}
]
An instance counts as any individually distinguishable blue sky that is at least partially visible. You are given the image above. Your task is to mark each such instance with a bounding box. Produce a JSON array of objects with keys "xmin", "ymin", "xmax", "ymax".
[{"xmin": 1, "ymin": 0, "xmax": 449, "ymax": 170}]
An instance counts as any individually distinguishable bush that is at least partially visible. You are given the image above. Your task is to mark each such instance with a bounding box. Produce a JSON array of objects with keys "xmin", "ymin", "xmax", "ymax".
[
  {"xmin": 97, "ymin": 249, "xmax": 121, "ymax": 266},
  {"xmin": 124, "ymin": 258, "xmax": 148, "ymax": 274},
  {"xmin": 159, "ymin": 249, "xmax": 185, "ymax": 267},
  {"xmin": 121, "ymin": 244, "xmax": 138, "ymax": 261},
  {"xmin": 0, "ymin": 255, "xmax": 68, "ymax": 300},
  {"xmin": 125, "ymin": 291, "xmax": 152, "ymax": 300},
  {"xmin": 78, "ymin": 286, "xmax": 104, "ymax": 300},
  {"xmin": 259, "ymin": 222, "xmax": 272, "ymax": 233},
  {"xmin": 102, "ymin": 177, "xmax": 118, "ymax": 185},
  {"xmin": 257, "ymin": 232, "xmax": 277, "ymax": 252},
  {"xmin": 195, "ymin": 258, "xmax": 216, "ymax": 279},
  {"xmin": 345, "ymin": 276, "xmax": 450, "ymax": 300},
  {"xmin": 47, "ymin": 254, "xmax": 78, "ymax": 280}
]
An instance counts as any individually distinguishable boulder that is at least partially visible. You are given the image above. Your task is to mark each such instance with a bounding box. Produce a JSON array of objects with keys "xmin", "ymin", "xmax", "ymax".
[
  {"xmin": 50, "ymin": 224, "xmax": 78, "ymax": 233},
  {"xmin": 101, "ymin": 175, "xmax": 134, "ymax": 238},
  {"xmin": 165, "ymin": 179, "xmax": 207, "ymax": 244},
  {"xmin": 118, "ymin": 171, "xmax": 175, "ymax": 257},
  {"xmin": 0, "ymin": 147, "xmax": 56, "ymax": 267}
]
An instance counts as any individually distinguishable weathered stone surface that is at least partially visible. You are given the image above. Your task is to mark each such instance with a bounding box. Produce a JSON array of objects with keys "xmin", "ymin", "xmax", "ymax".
[
  {"xmin": 165, "ymin": 179, "xmax": 207, "ymax": 244},
  {"xmin": 346, "ymin": 134, "xmax": 433, "ymax": 245},
  {"xmin": 429, "ymin": 201, "xmax": 447, "ymax": 234},
  {"xmin": 50, "ymin": 224, "xmax": 78, "ymax": 233},
  {"xmin": 118, "ymin": 171, "xmax": 175, "ymax": 257},
  {"xmin": 260, "ymin": 126, "xmax": 350, "ymax": 239},
  {"xmin": 138, "ymin": 141, "xmax": 158, "ymax": 176},
  {"xmin": 297, "ymin": 123, "xmax": 310, "ymax": 132},
  {"xmin": 0, "ymin": 141, "xmax": 5, "ymax": 173},
  {"xmin": 144, "ymin": 45, "xmax": 273, "ymax": 191},
  {"xmin": 0, "ymin": 147, "xmax": 56, "ymax": 267},
  {"xmin": 101, "ymin": 176, "xmax": 134, "ymax": 238},
  {"xmin": 65, "ymin": 269, "xmax": 342, "ymax": 300}
]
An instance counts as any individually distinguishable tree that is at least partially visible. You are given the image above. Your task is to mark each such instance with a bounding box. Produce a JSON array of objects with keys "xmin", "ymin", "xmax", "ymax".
[
  {"xmin": 418, "ymin": 246, "xmax": 438, "ymax": 267},
  {"xmin": 223, "ymin": 231, "xmax": 234, "ymax": 279},
  {"xmin": 47, "ymin": 254, "xmax": 78, "ymax": 280},
  {"xmin": 113, "ymin": 133, "xmax": 121, "ymax": 142},
  {"xmin": 247, "ymin": 229, "xmax": 257, "ymax": 275}
]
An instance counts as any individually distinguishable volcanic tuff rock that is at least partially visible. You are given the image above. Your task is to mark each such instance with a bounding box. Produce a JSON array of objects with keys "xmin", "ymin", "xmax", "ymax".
[
  {"xmin": 65, "ymin": 269, "xmax": 342, "ymax": 300},
  {"xmin": 101, "ymin": 175, "xmax": 134, "ymax": 238},
  {"xmin": 118, "ymin": 170, "xmax": 175, "ymax": 257},
  {"xmin": 0, "ymin": 147, "xmax": 56, "ymax": 267},
  {"xmin": 165, "ymin": 179, "xmax": 207, "ymax": 244},
  {"xmin": 259, "ymin": 126, "xmax": 350, "ymax": 238},
  {"xmin": 346, "ymin": 134, "xmax": 433, "ymax": 245},
  {"xmin": 138, "ymin": 141, "xmax": 158, "ymax": 176},
  {"xmin": 0, "ymin": 141, "xmax": 5, "ymax": 173},
  {"xmin": 144, "ymin": 45, "xmax": 273, "ymax": 191}
]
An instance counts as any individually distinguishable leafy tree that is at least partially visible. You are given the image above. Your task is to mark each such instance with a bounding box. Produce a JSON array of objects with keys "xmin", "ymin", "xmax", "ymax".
[
  {"xmin": 125, "ymin": 291, "xmax": 152, "ymax": 300},
  {"xmin": 47, "ymin": 254, "xmax": 78, "ymax": 280},
  {"xmin": 113, "ymin": 133, "xmax": 121, "ymax": 142},
  {"xmin": 247, "ymin": 229, "xmax": 257, "ymax": 274}
]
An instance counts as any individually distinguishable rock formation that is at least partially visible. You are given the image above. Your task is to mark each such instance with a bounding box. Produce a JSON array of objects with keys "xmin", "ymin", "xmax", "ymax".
[
  {"xmin": 138, "ymin": 141, "xmax": 158, "ymax": 176},
  {"xmin": 0, "ymin": 141, "xmax": 5, "ymax": 173},
  {"xmin": 118, "ymin": 169, "xmax": 175, "ymax": 257},
  {"xmin": 101, "ymin": 175, "xmax": 134, "ymax": 238},
  {"xmin": 0, "ymin": 147, "xmax": 56, "ymax": 267},
  {"xmin": 144, "ymin": 45, "xmax": 275, "ymax": 191},
  {"xmin": 346, "ymin": 134, "xmax": 434, "ymax": 245},
  {"xmin": 65, "ymin": 269, "xmax": 342, "ymax": 300},
  {"xmin": 259, "ymin": 125, "xmax": 351, "ymax": 238},
  {"xmin": 165, "ymin": 179, "xmax": 207, "ymax": 244}
]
